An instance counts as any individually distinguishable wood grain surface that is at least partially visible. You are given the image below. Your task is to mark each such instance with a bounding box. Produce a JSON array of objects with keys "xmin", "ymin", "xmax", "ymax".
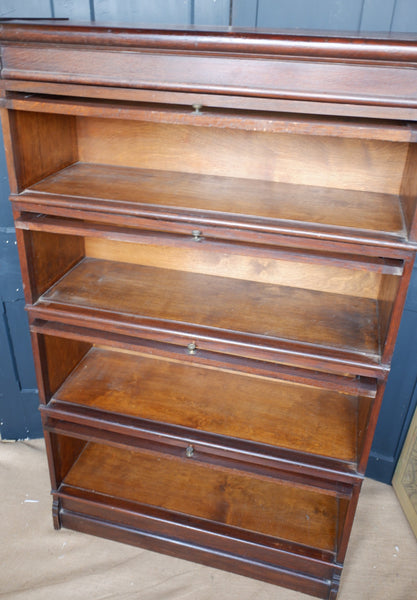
[
  {"xmin": 11, "ymin": 110, "xmax": 77, "ymax": 191},
  {"xmin": 39, "ymin": 257, "xmax": 380, "ymax": 357},
  {"xmin": 54, "ymin": 346, "xmax": 359, "ymax": 462},
  {"xmin": 29, "ymin": 162, "xmax": 406, "ymax": 237},
  {"xmin": 76, "ymin": 118, "xmax": 407, "ymax": 195},
  {"xmin": 84, "ymin": 237, "xmax": 384, "ymax": 298},
  {"xmin": 64, "ymin": 441, "xmax": 339, "ymax": 551}
]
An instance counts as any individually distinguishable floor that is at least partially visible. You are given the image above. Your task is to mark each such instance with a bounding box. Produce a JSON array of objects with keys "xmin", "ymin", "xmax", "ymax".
[{"xmin": 2, "ymin": 439, "xmax": 417, "ymax": 600}]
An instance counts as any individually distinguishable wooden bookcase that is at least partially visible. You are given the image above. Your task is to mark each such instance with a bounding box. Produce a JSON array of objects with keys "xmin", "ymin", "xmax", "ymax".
[{"xmin": 1, "ymin": 21, "xmax": 417, "ymax": 599}]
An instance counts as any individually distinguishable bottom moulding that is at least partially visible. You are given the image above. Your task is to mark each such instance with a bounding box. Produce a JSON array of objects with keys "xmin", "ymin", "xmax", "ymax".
[
  {"xmin": 48, "ymin": 435, "xmax": 355, "ymax": 599},
  {"xmin": 56, "ymin": 500, "xmax": 342, "ymax": 599}
]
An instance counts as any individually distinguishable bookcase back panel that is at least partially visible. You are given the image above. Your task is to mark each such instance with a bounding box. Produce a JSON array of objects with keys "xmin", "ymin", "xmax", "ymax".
[
  {"xmin": 77, "ymin": 117, "xmax": 407, "ymax": 195},
  {"xmin": 84, "ymin": 236, "xmax": 383, "ymax": 298}
]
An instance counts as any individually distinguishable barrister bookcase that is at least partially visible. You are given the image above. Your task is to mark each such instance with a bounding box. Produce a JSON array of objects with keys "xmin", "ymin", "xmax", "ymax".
[{"xmin": 1, "ymin": 20, "xmax": 417, "ymax": 599}]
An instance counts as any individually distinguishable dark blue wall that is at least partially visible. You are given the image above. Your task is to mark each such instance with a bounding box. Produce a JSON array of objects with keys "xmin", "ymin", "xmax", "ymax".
[
  {"xmin": 1, "ymin": 0, "xmax": 417, "ymax": 483},
  {"xmin": 367, "ymin": 264, "xmax": 417, "ymax": 481},
  {"xmin": 0, "ymin": 132, "xmax": 41, "ymax": 440}
]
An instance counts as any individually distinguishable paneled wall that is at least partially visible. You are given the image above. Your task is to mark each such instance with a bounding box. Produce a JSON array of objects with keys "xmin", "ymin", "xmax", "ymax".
[
  {"xmin": 1, "ymin": 0, "xmax": 417, "ymax": 30},
  {"xmin": 1, "ymin": 0, "xmax": 417, "ymax": 483},
  {"xmin": 0, "ymin": 140, "xmax": 40, "ymax": 440}
]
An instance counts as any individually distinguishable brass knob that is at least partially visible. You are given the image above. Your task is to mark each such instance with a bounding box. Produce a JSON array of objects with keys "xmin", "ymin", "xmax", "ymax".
[
  {"xmin": 192, "ymin": 103, "xmax": 202, "ymax": 114},
  {"xmin": 191, "ymin": 229, "xmax": 202, "ymax": 242},
  {"xmin": 185, "ymin": 445, "xmax": 194, "ymax": 457},
  {"xmin": 187, "ymin": 342, "xmax": 197, "ymax": 355}
]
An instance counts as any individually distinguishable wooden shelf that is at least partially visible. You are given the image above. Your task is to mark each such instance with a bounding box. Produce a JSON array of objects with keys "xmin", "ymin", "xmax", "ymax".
[
  {"xmin": 52, "ymin": 347, "xmax": 360, "ymax": 464},
  {"xmin": 38, "ymin": 257, "xmax": 380, "ymax": 361},
  {"xmin": 62, "ymin": 440, "xmax": 340, "ymax": 552},
  {"xmin": 25, "ymin": 162, "xmax": 407, "ymax": 243}
]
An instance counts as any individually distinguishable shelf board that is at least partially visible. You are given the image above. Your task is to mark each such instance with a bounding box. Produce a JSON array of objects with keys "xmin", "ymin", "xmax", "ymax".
[
  {"xmin": 53, "ymin": 347, "xmax": 359, "ymax": 464},
  {"xmin": 38, "ymin": 257, "xmax": 380, "ymax": 361},
  {"xmin": 25, "ymin": 162, "xmax": 407, "ymax": 244},
  {"xmin": 63, "ymin": 441, "xmax": 339, "ymax": 552}
]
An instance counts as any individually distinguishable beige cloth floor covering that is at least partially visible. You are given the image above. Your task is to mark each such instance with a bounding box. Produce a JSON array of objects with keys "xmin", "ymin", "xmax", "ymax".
[{"xmin": 2, "ymin": 438, "xmax": 417, "ymax": 600}]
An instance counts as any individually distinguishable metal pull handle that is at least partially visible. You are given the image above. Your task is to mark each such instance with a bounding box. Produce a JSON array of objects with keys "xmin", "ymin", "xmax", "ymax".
[
  {"xmin": 185, "ymin": 445, "xmax": 194, "ymax": 457},
  {"xmin": 187, "ymin": 342, "xmax": 197, "ymax": 355}
]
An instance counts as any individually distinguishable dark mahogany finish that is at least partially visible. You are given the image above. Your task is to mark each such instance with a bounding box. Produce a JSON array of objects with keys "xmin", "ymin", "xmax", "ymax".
[{"xmin": 1, "ymin": 20, "xmax": 417, "ymax": 600}]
